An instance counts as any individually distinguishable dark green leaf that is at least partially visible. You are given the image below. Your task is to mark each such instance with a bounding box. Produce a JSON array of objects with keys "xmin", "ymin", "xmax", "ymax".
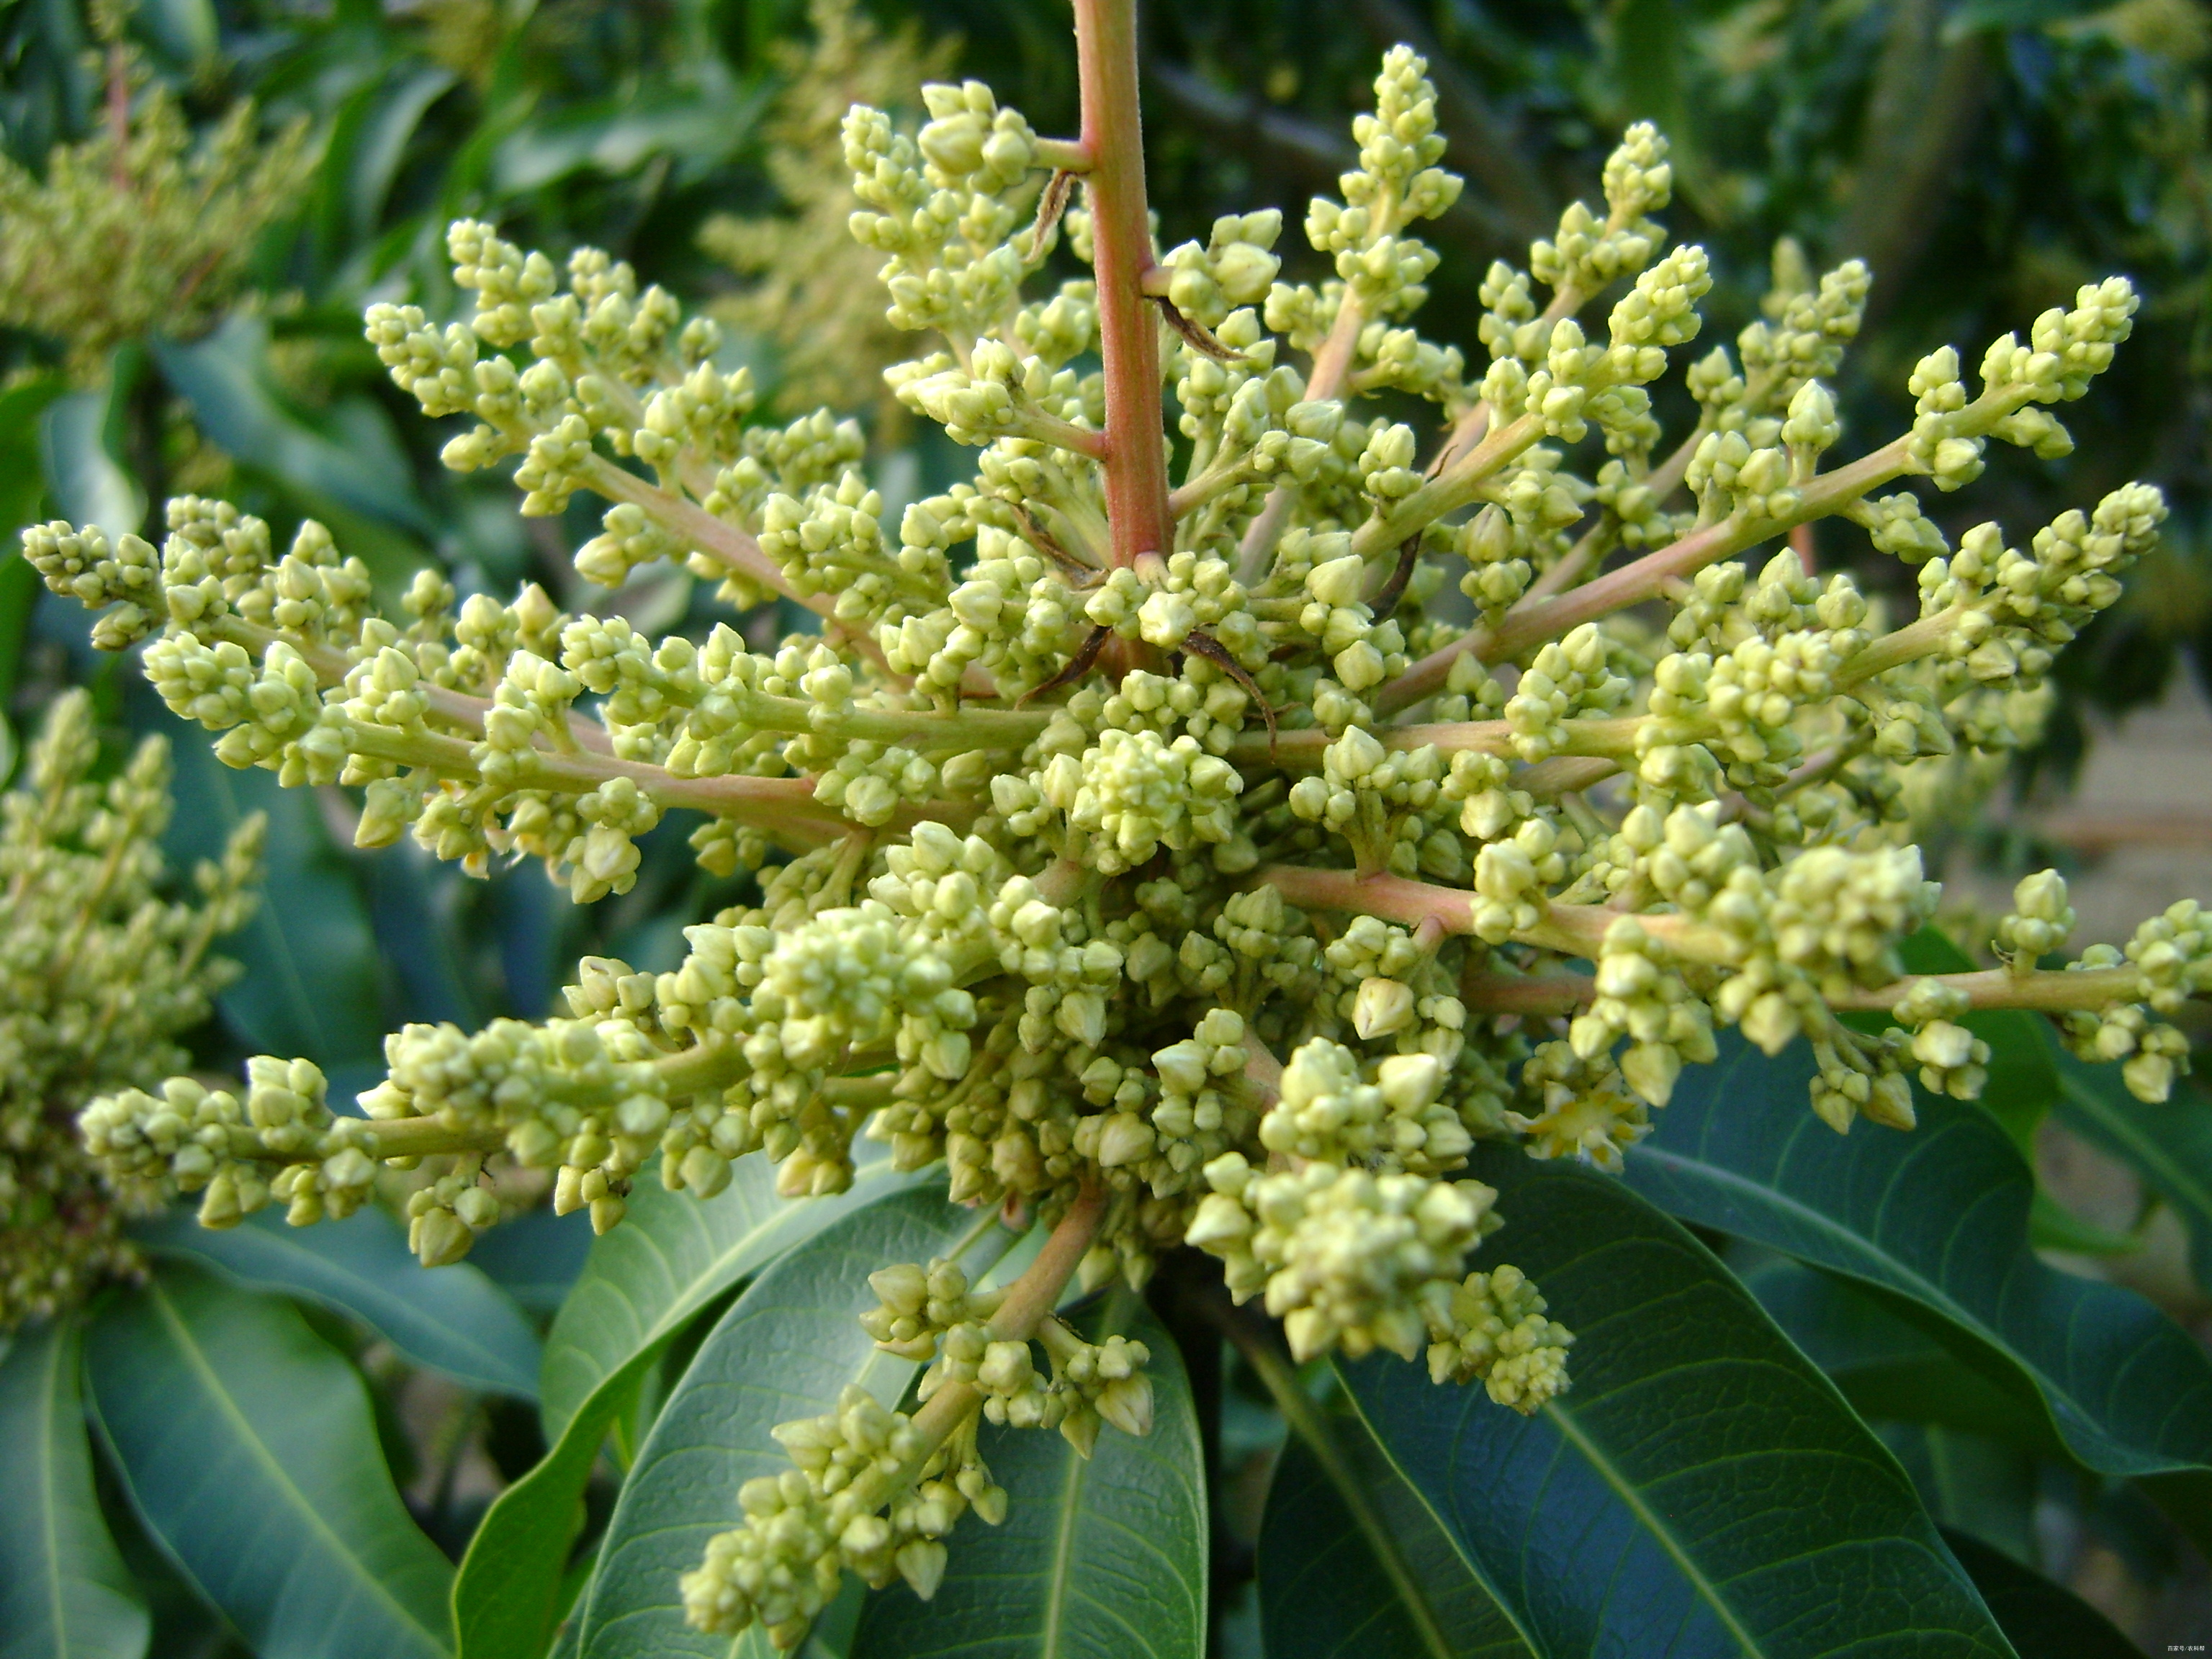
[
  {"xmin": 341, "ymin": 68, "xmax": 459, "ymax": 241},
  {"xmin": 1879, "ymin": 1423, "xmax": 2037, "ymax": 1569},
  {"xmin": 135, "ymin": 1205, "xmax": 541, "ymax": 1398},
  {"xmin": 1740, "ymin": 1260, "xmax": 2061, "ymax": 1456},
  {"xmin": 0, "ymin": 373, "xmax": 64, "ymax": 539},
  {"xmin": 2028, "ymin": 1190, "xmax": 2143, "ymax": 1259},
  {"xmin": 457, "ymin": 1159, "xmax": 919, "ymax": 1659},
  {"xmin": 2053, "ymin": 1051, "xmax": 2212, "ymax": 1295},
  {"xmin": 849, "ymin": 1292, "xmax": 1208, "ymax": 1659},
  {"xmin": 572, "ymin": 1185, "xmax": 979, "ymax": 1659},
  {"xmin": 1945, "ymin": 0, "xmax": 2116, "ymax": 38},
  {"xmin": 1258, "ymin": 1413, "xmax": 1531, "ymax": 1659},
  {"xmin": 156, "ymin": 716, "xmax": 387, "ymax": 1069},
  {"xmin": 0, "ymin": 1313, "xmax": 150, "ymax": 1659},
  {"xmin": 540, "ymin": 1155, "xmax": 917, "ymax": 1441},
  {"xmin": 1345, "ymin": 1148, "xmax": 2015, "ymax": 1658},
  {"xmin": 1938, "ymin": 1529, "xmax": 2146, "ymax": 1658},
  {"xmin": 37, "ymin": 387, "xmax": 142, "ymax": 539},
  {"xmin": 1628, "ymin": 1033, "xmax": 2212, "ymax": 1546},
  {"xmin": 151, "ymin": 319, "xmax": 433, "ymax": 535},
  {"xmin": 133, "ymin": 0, "xmax": 218, "ymax": 68},
  {"xmin": 84, "ymin": 1262, "xmax": 453, "ymax": 1659}
]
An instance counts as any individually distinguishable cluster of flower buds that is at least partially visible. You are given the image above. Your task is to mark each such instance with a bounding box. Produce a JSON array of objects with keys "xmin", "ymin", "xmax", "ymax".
[
  {"xmin": 1, "ymin": 693, "xmax": 260, "ymax": 1328},
  {"xmin": 35, "ymin": 31, "xmax": 2212, "ymax": 1646}
]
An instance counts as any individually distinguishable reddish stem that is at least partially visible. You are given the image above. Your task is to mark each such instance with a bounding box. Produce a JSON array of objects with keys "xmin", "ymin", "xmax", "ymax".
[{"xmin": 1073, "ymin": 0, "xmax": 1173, "ymax": 570}]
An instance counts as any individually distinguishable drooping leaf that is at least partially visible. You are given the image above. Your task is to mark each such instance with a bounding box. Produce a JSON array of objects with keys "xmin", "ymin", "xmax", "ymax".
[
  {"xmin": 38, "ymin": 383, "xmax": 143, "ymax": 539},
  {"xmin": 133, "ymin": 0, "xmax": 219, "ymax": 68},
  {"xmin": 154, "ymin": 712, "xmax": 387, "ymax": 1069},
  {"xmin": 135, "ymin": 1204, "xmax": 541, "ymax": 1398},
  {"xmin": 1257, "ymin": 1413, "xmax": 1532, "ymax": 1659},
  {"xmin": 0, "ymin": 1313, "xmax": 150, "ymax": 1659},
  {"xmin": 1878, "ymin": 1421, "xmax": 2039, "ymax": 1570},
  {"xmin": 151, "ymin": 318, "xmax": 433, "ymax": 535},
  {"xmin": 540, "ymin": 1155, "xmax": 917, "ymax": 1441},
  {"xmin": 1345, "ymin": 1148, "xmax": 2015, "ymax": 1659},
  {"xmin": 454, "ymin": 1351, "xmax": 646, "ymax": 1659},
  {"xmin": 572, "ymin": 1185, "xmax": 980, "ymax": 1659},
  {"xmin": 1627, "ymin": 1034, "xmax": 2212, "ymax": 1545},
  {"xmin": 848, "ymin": 1292, "xmax": 1208, "ymax": 1659},
  {"xmin": 337, "ymin": 66, "xmax": 459, "ymax": 241},
  {"xmin": 1740, "ymin": 1259, "xmax": 2060, "ymax": 1455},
  {"xmin": 0, "ymin": 374, "xmax": 65, "ymax": 547},
  {"xmin": 84, "ymin": 1262, "xmax": 454, "ymax": 1659},
  {"xmin": 457, "ymin": 1160, "xmax": 920, "ymax": 1659},
  {"xmin": 1938, "ymin": 1529, "xmax": 2146, "ymax": 1658},
  {"xmin": 2052, "ymin": 1049, "xmax": 2212, "ymax": 1295}
]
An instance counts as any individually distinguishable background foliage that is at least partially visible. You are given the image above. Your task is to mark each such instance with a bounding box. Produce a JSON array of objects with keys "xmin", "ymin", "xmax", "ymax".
[{"xmin": 1, "ymin": 0, "xmax": 2210, "ymax": 1654}]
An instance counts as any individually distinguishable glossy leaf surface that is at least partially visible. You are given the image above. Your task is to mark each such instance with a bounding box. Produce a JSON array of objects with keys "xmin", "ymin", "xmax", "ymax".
[
  {"xmin": 136, "ymin": 1203, "xmax": 541, "ymax": 1398},
  {"xmin": 1938, "ymin": 1529, "xmax": 2144, "ymax": 1658},
  {"xmin": 459, "ymin": 1156, "xmax": 909, "ymax": 1659},
  {"xmin": 1628, "ymin": 1035, "xmax": 2212, "ymax": 1539},
  {"xmin": 849, "ymin": 1293, "xmax": 1208, "ymax": 1659},
  {"xmin": 572, "ymin": 1184, "xmax": 976, "ymax": 1658},
  {"xmin": 1257, "ymin": 1416, "xmax": 1530, "ymax": 1659},
  {"xmin": 158, "ymin": 724, "xmax": 386, "ymax": 1071},
  {"xmin": 0, "ymin": 1314, "xmax": 150, "ymax": 1659},
  {"xmin": 1346, "ymin": 1148, "xmax": 2013, "ymax": 1659},
  {"xmin": 84, "ymin": 1263, "xmax": 452, "ymax": 1659},
  {"xmin": 540, "ymin": 1154, "xmax": 914, "ymax": 1440}
]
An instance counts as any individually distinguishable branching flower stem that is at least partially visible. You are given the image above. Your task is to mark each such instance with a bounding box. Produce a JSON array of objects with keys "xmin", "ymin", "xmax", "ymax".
[
  {"xmin": 1262, "ymin": 863, "xmax": 2154, "ymax": 1016},
  {"xmin": 1074, "ymin": 0, "xmax": 1173, "ymax": 573},
  {"xmin": 890, "ymin": 1179, "xmax": 1110, "ymax": 1470}
]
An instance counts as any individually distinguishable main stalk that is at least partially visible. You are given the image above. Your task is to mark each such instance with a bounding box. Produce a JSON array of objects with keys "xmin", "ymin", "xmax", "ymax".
[{"xmin": 1072, "ymin": 0, "xmax": 1172, "ymax": 570}]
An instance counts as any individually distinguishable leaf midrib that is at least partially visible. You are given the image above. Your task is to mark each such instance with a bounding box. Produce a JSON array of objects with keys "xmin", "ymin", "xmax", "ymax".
[
  {"xmin": 37, "ymin": 1321, "xmax": 67, "ymax": 1653},
  {"xmin": 1632, "ymin": 1141, "xmax": 2139, "ymax": 1463},
  {"xmin": 1542, "ymin": 1396, "xmax": 1766, "ymax": 1655},
  {"xmin": 545, "ymin": 1160, "xmax": 902, "ymax": 1436},
  {"xmin": 1039, "ymin": 1439, "xmax": 1086, "ymax": 1659},
  {"xmin": 145, "ymin": 1281, "xmax": 449, "ymax": 1653},
  {"xmin": 151, "ymin": 1221, "xmax": 531, "ymax": 1390}
]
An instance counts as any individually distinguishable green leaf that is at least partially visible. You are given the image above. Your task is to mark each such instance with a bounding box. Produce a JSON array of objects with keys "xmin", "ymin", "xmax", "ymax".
[
  {"xmin": 1879, "ymin": 1425, "xmax": 2038, "ymax": 1570},
  {"xmin": 135, "ymin": 1205, "xmax": 541, "ymax": 1398},
  {"xmin": 84, "ymin": 1262, "xmax": 454, "ymax": 1659},
  {"xmin": 454, "ymin": 1352, "xmax": 645, "ymax": 1659},
  {"xmin": 150, "ymin": 318, "xmax": 433, "ymax": 536},
  {"xmin": 1740, "ymin": 1259, "xmax": 2061, "ymax": 1456},
  {"xmin": 2052, "ymin": 1051, "xmax": 2212, "ymax": 1295},
  {"xmin": 1896, "ymin": 929, "xmax": 2061, "ymax": 1151},
  {"xmin": 38, "ymin": 384, "xmax": 143, "ymax": 539},
  {"xmin": 1938, "ymin": 1529, "xmax": 2146, "ymax": 1658},
  {"xmin": 1945, "ymin": 0, "xmax": 2116, "ymax": 38},
  {"xmin": 154, "ymin": 713, "xmax": 387, "ymax": 1069},
  {"xmin": 1627, "ymin": 1034, "xmax": 2212, "ymax": 1545},
  {"xmin": 2028, "ymin": 1190, "xmax": 2143, "ymax": 1259},
  {"xmin": 540, "ymin": 1155, "xmax": 917, "ymax": 1441},
  {"xmin": 0, "ymin": 373, "xmax": 65, "ymax": 541},
  {"xmin": 1344, "ymin": 1148, "xmax": 2015, "ymax": 1658},
  {"xmin": 1257, "ymin": 1414, "xmax": 1532, "ymax": 1659},
  {"xmin": 457, "ymin": 1159, "xmax": 919, "ymax": 1659},
  {"xmin": 848, "ymin": 1291, "xmax": 1208, "ymax": 1659},
  {"xmin": 0, "ymin": 1313, "xmax": 150, "ymax": 1659},
  {"xmin": 572, "ymin": 1185, "xmax": 978, "ymax": 1659},
  {"xmin": 133, "ymin": 0, "xmax": 218, "ymax": 68}
]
